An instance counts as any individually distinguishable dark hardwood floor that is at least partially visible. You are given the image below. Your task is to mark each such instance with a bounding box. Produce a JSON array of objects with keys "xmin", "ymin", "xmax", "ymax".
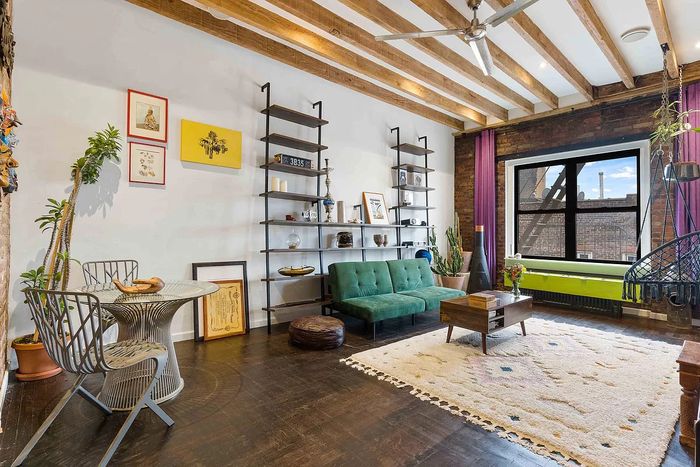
[{"xmin": 0, "ymin": 307, "xmax": 696, "ymax": 466}]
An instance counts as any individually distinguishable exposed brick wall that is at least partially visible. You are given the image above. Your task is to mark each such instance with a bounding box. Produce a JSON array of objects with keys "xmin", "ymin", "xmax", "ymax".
[{"xmin": 455, "ymin": 95, "xmax": 670, "ymax": 293}]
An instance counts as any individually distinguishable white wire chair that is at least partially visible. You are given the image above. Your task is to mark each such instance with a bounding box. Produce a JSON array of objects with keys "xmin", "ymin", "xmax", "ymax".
[{"xmin": 13, "ymin": 288, "xmax": 174, "ymax": 467}]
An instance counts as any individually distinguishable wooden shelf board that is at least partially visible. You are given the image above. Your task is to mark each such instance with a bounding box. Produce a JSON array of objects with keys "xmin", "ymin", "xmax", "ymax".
[
  {"xmin": 392, "ymin": 164, "xmax": 435, "ymax": 174},
  {"xmin": 260, "ymin": 220, "xmax": 403, "ymax": 229},
  {"xmin": 260, "ymin": 162, "xmax": 326, "ymax": 177},
  {"xmin": 259, "ymin": 191, "xmax": 324, "ymax": 203},
  {"xmin": 264, "ymin": 297, "xmax": 332, "ymax": 313},
  {"xmin": 389, "ymin": 205, "xmax": 436, "ymax": 211},
  {"xmin": 261, "ymin": 105, "xmax": 328, "ymax": 128},
  {"xmin": 392, "ymin": 185, "xmax": 435, "ymax": 192},
  {"xmin": 391, "ymin": 143, "xmax": 434, "ymax": 156},
  {"xmin": 261, "ymin": 246, "xmax": 414, "ymax": 253},
  {"xmin": 261, "ymin": 134, "xmax": 328, "ymax": 153},
  {"xmin": 262, "ymin": 274, "xmax": 327, "ymax": 282}
]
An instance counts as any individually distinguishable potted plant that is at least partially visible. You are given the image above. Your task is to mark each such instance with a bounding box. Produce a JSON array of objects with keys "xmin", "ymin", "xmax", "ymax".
[
  {"xmin": 429, "ymin": 213, "xmax": 465, "ymax": 290},
  {"xmin": 11, "ymin": 125, "xmax": 121, "ymax": 381}
]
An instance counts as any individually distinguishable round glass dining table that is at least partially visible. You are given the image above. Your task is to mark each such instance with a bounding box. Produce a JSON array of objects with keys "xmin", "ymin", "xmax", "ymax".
[{"xmin": 81, "ymin": 280, "xmax": 219, "ymax": 411}]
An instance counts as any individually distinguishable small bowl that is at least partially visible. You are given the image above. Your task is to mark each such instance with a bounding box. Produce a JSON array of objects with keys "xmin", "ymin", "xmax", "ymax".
[{"xmin": 278, "ymin": 266, "xmax": 315, "ymax": 277}]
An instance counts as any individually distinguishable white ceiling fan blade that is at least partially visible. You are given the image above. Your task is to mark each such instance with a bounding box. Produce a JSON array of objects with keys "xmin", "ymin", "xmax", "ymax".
[
  {"xmin": 484, "ymin": 0, "xmax": 540, "ymax": 28},
  {"xmin": 470, "ymin": 38, "xmax": 495, "ymax": 76},
  {"xmin": 375, "ymin": 29, "xmax": 464, "ymax": 41}
]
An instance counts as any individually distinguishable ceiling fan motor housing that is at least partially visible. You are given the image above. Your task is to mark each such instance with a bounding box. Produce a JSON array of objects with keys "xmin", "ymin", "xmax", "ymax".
[{"xmin": 467, "ymin": 0, "xmax": 484, "ymax": 10}]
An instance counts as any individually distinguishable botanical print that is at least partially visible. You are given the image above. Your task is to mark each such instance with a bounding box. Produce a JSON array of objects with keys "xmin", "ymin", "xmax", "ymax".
[
  {"xmin": 127, "ymin": 89, "xmax": 168, "ymax": 142},
  {"xmin": 203, "ymin": 280, "xmax": 246, "ymax": 340},
  {"xmin": 363, "ymin": 191, "xmax": 390, "ymax": 225},
  {"xmin": 128, "ymin": 142, "xmax": 165, "ymax": 185},
  {"xmin": 181, "ymin": 119, "xmax": 242, "ymax": 169}
]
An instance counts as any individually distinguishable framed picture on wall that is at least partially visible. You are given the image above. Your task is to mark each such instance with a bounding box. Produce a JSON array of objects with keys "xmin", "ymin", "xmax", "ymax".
[
  {"xmin": 180, "ymin": 119, "xmax": 242, "ymax": 169},
  {"xmin": 128, "ymin": 142, "xmax": 166, "ymax": 185},
  {"xmin": 192, "ymin": 261, "xmax": 250, "ymax": 342},
  {"xmin": 362, "ymin": 191, "xmax": 390, "ymax": 225},
  {"xmin": 127, "ymin": 89, "xmax": 168, "ymax": 143}
]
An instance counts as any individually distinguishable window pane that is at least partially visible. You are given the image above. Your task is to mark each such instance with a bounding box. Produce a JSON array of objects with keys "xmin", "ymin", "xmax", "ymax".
[
  {"xmin": 576, "ymin": 156, "xmax": 637, "ymax": 207},
  {"xmin": 518, "ymin": 165, "xmax": 566, "ymax": 211},
  {"xmin": 576, "ymin": 212, "xmax": 637, "ymax": 262},
  {"xmin": 518, "ymin": 213, "xmax": 565, "ymax": 258}
]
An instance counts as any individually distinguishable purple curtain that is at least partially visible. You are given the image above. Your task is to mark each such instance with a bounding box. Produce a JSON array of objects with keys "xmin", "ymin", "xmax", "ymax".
[
  {"xmin": 676, "ymin": 82, "xmax": 700, "ymax": 236},
  {"xmin": 474, "ymin": 129, "xmax": 496, "ymax": 282}
]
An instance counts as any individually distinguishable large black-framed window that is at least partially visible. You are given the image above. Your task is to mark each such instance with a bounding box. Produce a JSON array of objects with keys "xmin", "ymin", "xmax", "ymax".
[{"xmin": 514, "ymin": 149, "xmax": 640, "ymax": 264}]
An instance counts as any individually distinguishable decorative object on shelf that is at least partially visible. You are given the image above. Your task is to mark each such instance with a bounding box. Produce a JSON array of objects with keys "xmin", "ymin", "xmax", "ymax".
[
  {"xmin": 398, "ymin": 169, "xmax": 407, "ymax": 186},
  {"xmin": 408, "ymin": 172, "xmax": 424, "ymax": 187},
  {"xmin": 350, "ymin": 205, "xmax": 362, "ymax": 223},
  {"xmin": 362, "ymin": 191, "xmax": 389, "ymax": 225},
  {"xmin": 401, "ymin": 191, "xmax": 414, "ymax": 206},
  {"xmin": 623, "ymin": 49, "xmax": 700, "ymax": 329},
  {"xmin": 401, "ymin": 218, "xmax": 419, "ymax": 226},
  {"xmin": 274, "ymin": 153, "xmax": 312, "ymax": 169},
  {"xmin": 383, "ymin": 234, "xmax": 389, "ymax": 247},
  {"xmin": 285, "ymin": 214, "xmax": 296, "ymax": 221},
  {"xmin": 128, "ymin": 142, "xmax": 165, "ymax": 185},
  {"xmin": 181, "ymin": 119, "xmax": 242, "ymax": 169},
  {"xmin": 336, "ymin": 231, "xmax": 353, "ymax": 248},
  {"xmin": 286, "ymin": 231, "xmax": 301, "ymax": 249},
  {"xmin": 415, "ymin": 248, "xmax": 433, "ymax": 263},
  {"xmin": 467, "ymin": 225, "xmax": 492, "ymax": 293},
  {"xmin": 504, "ymin": 263, "xmax": 526, "ymax": 298},
  {"xmin": 127, "ymin": 89, "xmax": 168, "ymax": 143},
  {"xmin": 301, "ymin": 204, "xmax": 317, "ymax": 222},
  {"xmin": 429, "ymin": 213, "xmax": 465, "ymax": 290},
  {"xmin": 113, "ymin": 277, "xmax": 165, "ymax": 295},
  {"xmin": 279, "ymin": 179, "xmax": 288, "ymax": 192},
  {"xmin": 373, "ymin": 234, "xmax": 383, "ymax": 247},
  {"xmin": 322, "ymin": 158, "xmax": 335, "ymax": 222},
  {"xmin": 192, "ymin": 261, "xmax": 250, "ymax": 342},
  {"xmin": 336, "ymin": 200, "xmax": 346, "ymax": 223},
  {"xmin": 271, "ymin": 176, "xmax": 280, "ymax": 192},
  {"xmin": 278, "ymin": 266, "xmax": 315, "ymax": 277}
]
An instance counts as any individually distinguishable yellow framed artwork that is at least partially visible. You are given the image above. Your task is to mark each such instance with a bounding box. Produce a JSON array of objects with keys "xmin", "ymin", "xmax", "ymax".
[
  {"xmin": 202, "ymin": 279, "xmax": 247, "ymax": 341},
  {"xmin": 180, "ymin": 119, "xmax": 242, "ymax": 169}
]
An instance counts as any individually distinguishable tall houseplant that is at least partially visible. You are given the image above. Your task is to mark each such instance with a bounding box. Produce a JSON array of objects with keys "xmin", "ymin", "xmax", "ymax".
[
  {"xmin": 12, "ymin": 125, "xmax": 121, "ymax": 381},
  {"xmin": 429, "ymin": 213, "xmax": 465, "ymax": 290}
]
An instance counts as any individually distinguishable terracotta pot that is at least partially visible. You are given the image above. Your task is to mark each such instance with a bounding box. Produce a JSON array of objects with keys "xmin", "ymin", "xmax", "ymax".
[
  {"xmin": 11, "ymin": 338, "xmax": 62, "ymax": 382},
  {"xmin": 441, "ymin": 275, "xmax": 466, "ymax": 290}
]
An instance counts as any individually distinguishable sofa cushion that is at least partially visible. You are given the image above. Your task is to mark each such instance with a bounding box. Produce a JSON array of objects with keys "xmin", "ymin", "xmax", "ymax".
[
  {"xmin": 334, "ymin": 293, "xmax": 425, "ymax": 322},
  {"xmin": 399, "ymin": 286, "xmax": 466, "ymax": 310},
  {"xmin": 329, "ymin": 261, "xmax": 394, "ymax": 301},
  {"xmin": 386, "ymin": 258, "xmax": 434, "ymax": 292}
]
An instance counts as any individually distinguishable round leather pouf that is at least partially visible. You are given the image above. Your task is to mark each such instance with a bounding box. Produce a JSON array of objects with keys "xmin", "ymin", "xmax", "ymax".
[{"xmin": 289, "ymin": 315, "xmax": 345, "ymax": 350}]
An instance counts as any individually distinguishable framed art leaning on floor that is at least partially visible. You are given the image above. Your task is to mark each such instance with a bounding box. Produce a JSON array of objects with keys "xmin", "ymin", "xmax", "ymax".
[{"xmin": 192, "ymin": 261, "xmax": 250, "ymax": 342}]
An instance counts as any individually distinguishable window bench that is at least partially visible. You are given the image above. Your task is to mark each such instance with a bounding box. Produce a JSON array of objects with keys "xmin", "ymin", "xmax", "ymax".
[{"xmin": 503, "ymin": 258, "xmax": 637, "ymax": 316}]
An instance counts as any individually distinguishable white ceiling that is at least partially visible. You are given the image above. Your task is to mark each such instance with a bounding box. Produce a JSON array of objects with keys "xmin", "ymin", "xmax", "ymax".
[{"xmin": 207, "ymin": 0, "xmax": 700, "ymax": 123}]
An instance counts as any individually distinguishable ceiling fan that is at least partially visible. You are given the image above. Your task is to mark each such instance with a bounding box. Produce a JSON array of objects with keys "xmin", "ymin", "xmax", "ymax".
[{"xmin": 375, "ymin": 0, "xmax": 540, "ymax": 76}]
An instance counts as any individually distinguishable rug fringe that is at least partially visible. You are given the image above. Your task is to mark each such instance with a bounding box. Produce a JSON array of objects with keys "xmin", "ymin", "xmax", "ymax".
[{"xmin": 340, "ymin": 357, "xmax": 576, "ymax": 466}]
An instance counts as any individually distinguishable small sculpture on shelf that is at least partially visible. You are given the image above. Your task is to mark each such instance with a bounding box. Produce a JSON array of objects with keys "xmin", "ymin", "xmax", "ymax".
[
  {"xmin": 322, "ymin": 158, "xmax": 335, "ymax": 222},
  {"xmin": 286, "ymin": 232, "xmax": 301, "ymax": 249},
  {"xmin": 373, "ymin": 234, "xmax": 383, "ymax": 247}
]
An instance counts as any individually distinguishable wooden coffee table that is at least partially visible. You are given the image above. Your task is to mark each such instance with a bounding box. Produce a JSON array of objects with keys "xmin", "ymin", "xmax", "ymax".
[{"xmin": 440, "ymin": 291, "xmax": 533, "ymax": 354}]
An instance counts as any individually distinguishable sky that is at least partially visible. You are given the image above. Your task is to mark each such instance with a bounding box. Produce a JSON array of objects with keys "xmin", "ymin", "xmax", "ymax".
[{"xmin": 544, "ymin": 156, "xmax": 637, "ymax": 200}]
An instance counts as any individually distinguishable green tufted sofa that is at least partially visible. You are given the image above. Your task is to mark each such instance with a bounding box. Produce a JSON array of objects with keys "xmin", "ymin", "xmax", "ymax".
[{"xmin": 328, "ymin": 258, "xmax": 465, "ymax": 338}]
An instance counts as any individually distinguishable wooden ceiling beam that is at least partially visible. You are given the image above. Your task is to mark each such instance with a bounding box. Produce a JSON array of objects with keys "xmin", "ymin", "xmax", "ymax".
[
  {"xmin": 567, "ymin": 0, "xmax": 635, "ymax": 89},
  {"xmin": 339, "ymin": 0, "xmax": 535, "ymax": 115},
  {"xmin": 410, "ymin": 0, "xmax": 558, "ymax": 109},
  {"xmin": 484, "ymin": 0, "xmax": 594, "ymax": 101},
  {"xmin": 194, "ymin": 0, "xmax": 485, "ymax": 125},
  {"xmin": 457, "ymin": 59, "xmax": 700, "ymax": 135},
  {"xmin": 125, "ymin": 0, "xmax": 464, "ymax": 130},
  {"xmin": 264, "ymin": 0, "xmax": 506, "ymax": 121},
  {"xmin": 645, "ymin": 0, "xmax": 679, "ymax": 79}
]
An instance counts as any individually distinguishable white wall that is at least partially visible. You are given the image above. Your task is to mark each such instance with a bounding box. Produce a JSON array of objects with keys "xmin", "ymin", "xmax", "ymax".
[{"xmin": 8, "ymin": 0, "xmax": 455, "ymax": 349}]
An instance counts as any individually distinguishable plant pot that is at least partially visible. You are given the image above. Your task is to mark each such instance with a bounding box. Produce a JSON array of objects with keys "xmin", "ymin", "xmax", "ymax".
[
  {"xmin": 441, "ymin": 275, "xmax": 465, "ymax": 290},
  {"xmin": 11, "ymin": 337, "xmax": 62, "ymax": 382}
]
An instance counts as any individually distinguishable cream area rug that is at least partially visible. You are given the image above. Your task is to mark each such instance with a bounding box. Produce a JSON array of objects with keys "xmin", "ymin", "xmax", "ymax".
[{"xmin": 341, "ymin": 318, "xmax": 680, "ymax": 466}]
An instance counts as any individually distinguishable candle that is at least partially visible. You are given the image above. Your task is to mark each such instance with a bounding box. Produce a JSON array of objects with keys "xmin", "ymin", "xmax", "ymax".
[
  {"xmin": 270, "ymin": 176, "xmax": 280, "ymax": 192},
  {"xmin": 280, "ymin": 180, "xmax": 288, "ymax": 192}
]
